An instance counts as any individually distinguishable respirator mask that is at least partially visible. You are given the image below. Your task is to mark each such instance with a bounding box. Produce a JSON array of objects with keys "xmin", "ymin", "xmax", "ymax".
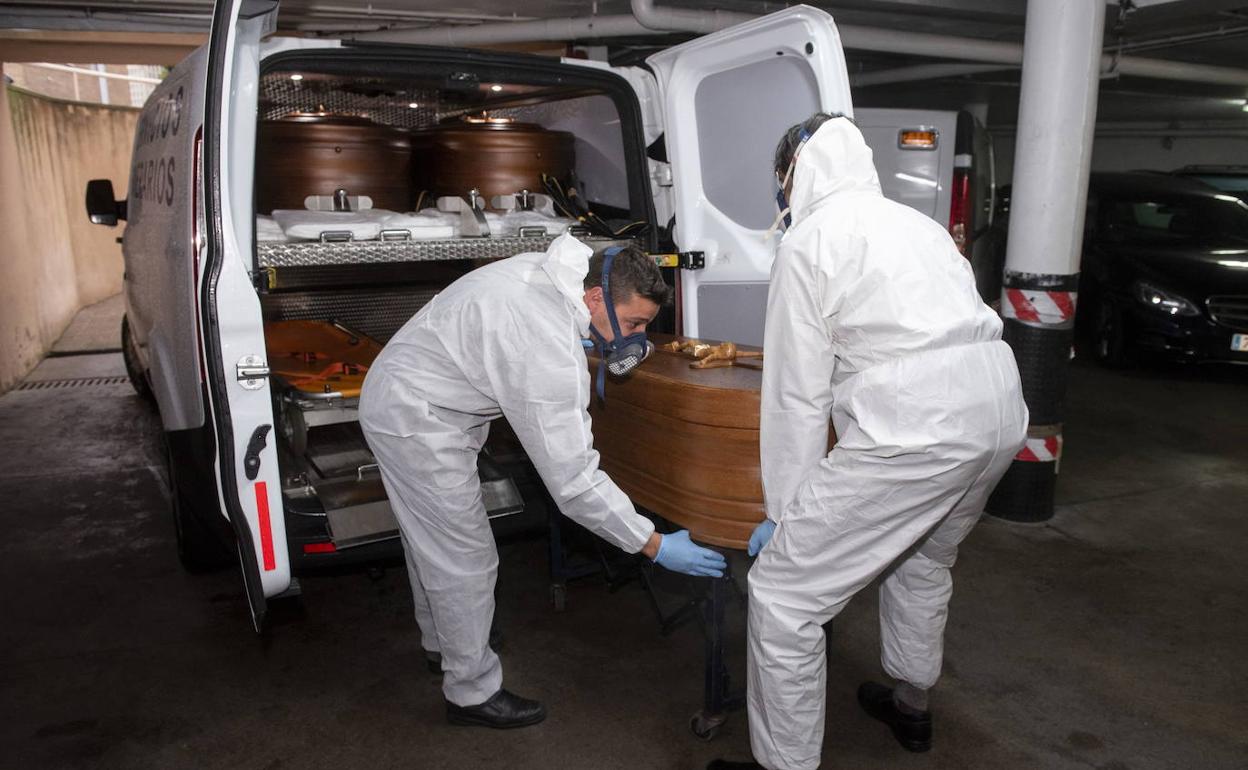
[
  {"xmin": 763, "ymin": 127, "xmax": 813, "ymax": 240},
  {"xmin": 589, "ymin": 246, "xmax": 654, "ymax": 400}
]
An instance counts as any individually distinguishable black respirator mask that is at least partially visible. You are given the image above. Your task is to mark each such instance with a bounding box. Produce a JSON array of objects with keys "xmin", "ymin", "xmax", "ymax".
[{"xmin": 589, "ymin": 246, "xmax": 653, "ymax": 400}]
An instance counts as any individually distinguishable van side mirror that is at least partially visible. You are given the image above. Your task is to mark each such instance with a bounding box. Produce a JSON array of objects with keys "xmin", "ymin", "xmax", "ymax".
[{"xmin": 85, "ymin": 179, "xmax": 127, "ymax": 226}]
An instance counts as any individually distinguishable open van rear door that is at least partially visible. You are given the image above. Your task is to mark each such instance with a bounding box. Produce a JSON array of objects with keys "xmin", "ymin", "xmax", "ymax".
[
  {"xmin": 647, "ymin": 6, "xmax": 852, "ymax": 346},
  {"xmin": 202, "ymin": 0, "xmax": 289, "ymax": 632}
]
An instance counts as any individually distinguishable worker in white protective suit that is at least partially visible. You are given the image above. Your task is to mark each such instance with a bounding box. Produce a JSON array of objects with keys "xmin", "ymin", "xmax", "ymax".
[
  {"xmin": 708, "ymin": 114, "xmax": 1028, "ymax": 770},
  {"xmin": 360, "ymin": 234, "xmax": 726, "ymax": 730}
]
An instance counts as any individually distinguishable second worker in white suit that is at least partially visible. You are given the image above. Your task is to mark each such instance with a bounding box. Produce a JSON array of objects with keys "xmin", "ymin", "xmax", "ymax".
[
  {"xmin": 361, "ymin": 234, "xmax": 726, "ymax": 731},
  {"xmin": 710, "ymin": 114, "xmax": 1028, "ymax": 770}
]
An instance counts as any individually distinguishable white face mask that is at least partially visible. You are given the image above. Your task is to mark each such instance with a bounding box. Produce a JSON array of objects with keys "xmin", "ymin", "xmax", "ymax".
[{"xmin": 762, "ymin": 128, "xmax": 813, "ymax": 241}]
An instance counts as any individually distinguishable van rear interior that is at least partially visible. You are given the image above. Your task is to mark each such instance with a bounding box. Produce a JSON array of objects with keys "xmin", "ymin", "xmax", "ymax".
[{"xmin": 249, "ymin": 56, "xmax": 651, "ymax": 564}]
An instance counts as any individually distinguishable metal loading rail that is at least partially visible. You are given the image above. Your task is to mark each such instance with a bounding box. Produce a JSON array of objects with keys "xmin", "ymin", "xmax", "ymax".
[{"xmin": 547, "ymin": 505, "xmax": 747, "ymax": 740}]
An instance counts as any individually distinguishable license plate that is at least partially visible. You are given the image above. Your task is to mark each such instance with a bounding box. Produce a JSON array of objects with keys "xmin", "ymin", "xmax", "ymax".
[{"xmin": 1234, "ymin": 334, "xmax": 1248, "ymax": 352}]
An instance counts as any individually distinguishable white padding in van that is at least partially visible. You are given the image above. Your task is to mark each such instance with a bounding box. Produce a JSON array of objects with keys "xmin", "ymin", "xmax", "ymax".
[
  {"xmin": 486, "ymin": 210, "xmax": 576, "ymax": 237},
  {"xmin": 272, "ymin": 209, "xmax": 384, "ymax": 241},
  {"xmin": 266, "ymin": 207, "xmax": 578, "ymax": 242},
  {"xmin": 255, "ymin": 215, "xmax": 289, "ymax": 242},
  {"xmin": 379, "ymin": 210, "xmax": 457, "ymax": 240}
]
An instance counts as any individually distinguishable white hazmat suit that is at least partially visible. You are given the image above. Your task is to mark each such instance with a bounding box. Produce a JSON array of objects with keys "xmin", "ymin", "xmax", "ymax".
[
  {"xmin": 359, "ymin": 233, "xmax": 656, "ymax": 707},
  {"xmin": 748, "ymin": 117, "xmax": 1029, "ymax": 769}
]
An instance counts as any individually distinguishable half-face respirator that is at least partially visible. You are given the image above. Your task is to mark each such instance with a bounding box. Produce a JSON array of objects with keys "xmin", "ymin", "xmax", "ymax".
[{"xmin": 589, "ymin": 246, "xmax": 654, "ymax": 400}]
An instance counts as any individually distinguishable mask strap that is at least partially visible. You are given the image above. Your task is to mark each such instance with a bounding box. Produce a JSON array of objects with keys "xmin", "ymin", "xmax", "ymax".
[
  {"xmin": 593, "ymin": 246, "xmax": 626, "ymax": 402},
  {"xmin": 764, "ymin": 127, "xmax": 813, "ymax": 241},
  {"xmin": 763, "ymin": 205, "xmax": 791, "ymax": 241},
  {"xmin": 601, "ymin": 246, "xmax": 626, "ymax": 343}
]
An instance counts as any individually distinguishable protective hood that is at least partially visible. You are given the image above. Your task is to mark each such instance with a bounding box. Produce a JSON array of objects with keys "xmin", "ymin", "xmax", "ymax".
[
  {"xmin": 787, "ymin": 117, "xmax": 883, "ymax": 228},
  {"xmin": 540, "ymin": 232, "xmax": 594, "ymax": 337}
]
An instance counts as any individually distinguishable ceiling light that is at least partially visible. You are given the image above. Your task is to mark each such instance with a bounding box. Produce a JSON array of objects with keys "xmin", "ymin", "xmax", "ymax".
[
  {"xmin": 289, "ymin": 74, "xmax": 303, "ymax": 81},
  {"xmin": 408, "ymin": 102, "xmax": 419, "ymax": 109},
  {"xmin": 491, "ymin": 84, "xmax": 503, "ymax": 92}
]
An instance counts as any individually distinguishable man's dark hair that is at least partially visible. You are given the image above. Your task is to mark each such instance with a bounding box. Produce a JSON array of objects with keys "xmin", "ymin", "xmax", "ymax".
[
  {"xmin": 773, "ymin": 112, "xmax": 854, "ymax": 178},
  {"xmin": 586, "ymin": 244, "xmax": 673, "ymax": 307}
]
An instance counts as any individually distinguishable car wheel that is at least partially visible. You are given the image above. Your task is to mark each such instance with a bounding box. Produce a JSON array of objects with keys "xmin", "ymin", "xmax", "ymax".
[
  {"xmin": 121, "ymin": 315, "xmax": 155, "ymax": 404},
  {"xmin": 1093, "ymin": 299, "xmax": 1130, "ymax": 368},
  {"xmin": 165, "ymin": 437, "xmax": 233, "ymax": 573}
]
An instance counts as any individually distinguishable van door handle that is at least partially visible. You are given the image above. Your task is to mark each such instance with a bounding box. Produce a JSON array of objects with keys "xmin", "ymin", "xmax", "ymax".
[{"xmin": 244, "ymin": 424, "xmax": 272, "ymax": 481}]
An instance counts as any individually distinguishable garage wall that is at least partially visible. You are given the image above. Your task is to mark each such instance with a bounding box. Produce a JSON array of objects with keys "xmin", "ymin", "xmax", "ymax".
[
  {"xmin": 1083, "ymin": 134, "xmax": 1248, "ymax": 175},
  {"xmin": 0, "ymin": 76, "xmax": 137, "ymax": 393},
  {"xmin": 993, "ymin": 125, "xmax": 1248, "ymax": 184}
]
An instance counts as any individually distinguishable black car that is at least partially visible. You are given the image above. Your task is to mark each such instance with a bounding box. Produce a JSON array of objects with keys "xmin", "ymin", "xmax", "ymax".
[
  {"xmin": 1170, "ymin": 164, "xmax": 1248, "ymax": 204},
  {"xmin": 1078, "ymin": 172, "xmax": 1248, "ymax": 366}
]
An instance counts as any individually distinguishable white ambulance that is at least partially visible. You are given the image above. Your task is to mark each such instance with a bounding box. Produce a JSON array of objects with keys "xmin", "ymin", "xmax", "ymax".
[{"xmin": 86, "ymin": 1, "xmax": 854, "ymax": 631}]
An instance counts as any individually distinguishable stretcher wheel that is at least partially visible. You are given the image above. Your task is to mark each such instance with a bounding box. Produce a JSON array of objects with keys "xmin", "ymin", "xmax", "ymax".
[
  {"xmin": 280, "ymin": 402, "xmax": 308, "ymax": 458},
  {"xmin": 690, "ymin": 710, "xmax": 727, "ymax": 741},
  {"xmin": 550, "ymin": 584, "xmax": 567, "ymax": 612}
]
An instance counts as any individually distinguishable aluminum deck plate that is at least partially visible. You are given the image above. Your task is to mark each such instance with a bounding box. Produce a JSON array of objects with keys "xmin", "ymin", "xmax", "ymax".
[{"xmin": 256, "ymin": 234, "xmax": 613, "ymax": 268}]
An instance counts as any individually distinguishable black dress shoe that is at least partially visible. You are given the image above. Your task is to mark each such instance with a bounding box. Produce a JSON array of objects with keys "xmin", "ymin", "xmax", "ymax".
[
  {"xmin": 857, "ymin": 681, "xmax": 932, "ymax": 752},
  {"xmin": 446, "ymin": 688, "xmax": 546, "ymax": 729},
  {"xmin": 705, "ymin": 760, "xmax": 763, "ymax": 769}
]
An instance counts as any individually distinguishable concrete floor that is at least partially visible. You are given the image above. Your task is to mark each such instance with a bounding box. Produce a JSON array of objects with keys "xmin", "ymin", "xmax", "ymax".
[{"xmin": 2, "ymin": 303, "xmax": 1246, "ymax": 769}]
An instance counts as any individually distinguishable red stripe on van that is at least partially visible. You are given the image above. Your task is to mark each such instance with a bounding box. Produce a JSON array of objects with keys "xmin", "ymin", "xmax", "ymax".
[{"xmin": 254, "ymin": 481, "xmax": 276, "ymax": 571}]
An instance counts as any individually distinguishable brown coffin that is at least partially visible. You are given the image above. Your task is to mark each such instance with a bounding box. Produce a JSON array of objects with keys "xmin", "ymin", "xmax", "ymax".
[
  {"xmin": 410, "ymin": 119, "xmax": 575, "ymax": 207},
  {"xmin": 256, "ymin": 114, "xmax": 413, "ymax": 214},
  {"xmin": 588, "ymin": 334, "xmax": 768, "ymax": 550}
]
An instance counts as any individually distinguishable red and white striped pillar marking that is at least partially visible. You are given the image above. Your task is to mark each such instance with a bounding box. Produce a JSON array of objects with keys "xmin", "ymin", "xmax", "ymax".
[
  {"xmin": 1016, "ymin": 433, "xmax": 1063, "ymax": 473},
  {"xmin": 1002, "ymin": 289, "xmax": 1078, "ymax": 328}
]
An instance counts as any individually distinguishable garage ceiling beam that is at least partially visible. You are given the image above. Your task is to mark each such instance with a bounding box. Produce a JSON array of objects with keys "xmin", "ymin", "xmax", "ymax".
[
  {"xmin": 850, "ymin": 63, "xmax": 1012, "ymax": 87},
  {"xmin": 0, "ymin": 29, "xmax": 205, "ymax": 65}
]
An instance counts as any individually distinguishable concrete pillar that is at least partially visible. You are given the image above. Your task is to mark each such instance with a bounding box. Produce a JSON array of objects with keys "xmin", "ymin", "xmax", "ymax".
[{"xmin": 987, "ymin": 0, "xmax": 1106, "ymax": 522}]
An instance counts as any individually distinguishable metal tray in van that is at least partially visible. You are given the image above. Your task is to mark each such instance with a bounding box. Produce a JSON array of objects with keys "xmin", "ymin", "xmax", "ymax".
[{"xmin": 255, "ymin": 233, "xmax": 626, "ymax": 268}]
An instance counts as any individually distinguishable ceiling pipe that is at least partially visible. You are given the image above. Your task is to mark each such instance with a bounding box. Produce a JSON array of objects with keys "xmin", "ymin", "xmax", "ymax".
[
  {"xmin": 629, "ymin": 0, "xmax": 751, "ymax": 33},
  {"xmin": 348, "ymin": 0, "xmax": 1248, "ymax": 88},
  {"xmin": 850, "ymin": 63, "xmax": 1013, "ymax": 88},
  {"xmin": 836, "ymin": 22, "xmax": 1248, "ymax": 87}
]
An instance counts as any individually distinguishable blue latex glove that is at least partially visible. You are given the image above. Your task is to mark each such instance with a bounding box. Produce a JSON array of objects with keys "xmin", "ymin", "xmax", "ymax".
[
  {"xmin": 748, "ymin": 519, "xmax": 777, "ymax": 557},
  {"xmin": 654, "ymin": 530, "xmax": 727, "ymax": 577}
]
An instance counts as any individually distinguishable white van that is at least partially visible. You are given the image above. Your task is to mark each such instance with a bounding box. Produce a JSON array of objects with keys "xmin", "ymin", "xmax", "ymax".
[
  {"xmin": 85, "ymin": 2, "xmax": 855, "ymax": 630},
  {"xmin": 856, "ymin": 107, "xmax": 1003, "ymax": 305}
]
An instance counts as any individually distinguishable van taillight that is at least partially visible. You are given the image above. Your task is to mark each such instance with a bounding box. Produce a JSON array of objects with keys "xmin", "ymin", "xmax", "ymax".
[{"xmin": 949, "ymin": 168, "xmax": 971, "ymax": 257}]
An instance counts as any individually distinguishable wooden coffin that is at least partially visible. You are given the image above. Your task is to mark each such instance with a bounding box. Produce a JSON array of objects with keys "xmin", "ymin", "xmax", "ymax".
[
  {"xmin": 588, "ymin": 334, "xmax": 768, "ymax": 550},
  {"xmin": 264, "ymin": 320, "xmax": 382, "ymax": 399}
]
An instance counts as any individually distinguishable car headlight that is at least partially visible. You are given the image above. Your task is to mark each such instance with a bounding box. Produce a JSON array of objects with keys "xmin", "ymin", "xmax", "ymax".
[{"xmin": 1133, "ymin": 281, "xmax": 1200, "ymax": 317}]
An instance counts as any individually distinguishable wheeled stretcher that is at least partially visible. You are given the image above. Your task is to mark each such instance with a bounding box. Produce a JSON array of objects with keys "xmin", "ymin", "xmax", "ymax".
[{"xmin": 265, "ymin": 320, "xmax": 525, "ymax": 549}]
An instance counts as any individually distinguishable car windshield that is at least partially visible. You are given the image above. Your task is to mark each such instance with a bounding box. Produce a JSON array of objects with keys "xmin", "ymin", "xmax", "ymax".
[
  {"xmin": 1099, "ymin": 194, "xmax": 1248, "ymax": 244},
  {"xmin": 1182, "ymin": 173, "xmax": 1248, "ymax": 199}
]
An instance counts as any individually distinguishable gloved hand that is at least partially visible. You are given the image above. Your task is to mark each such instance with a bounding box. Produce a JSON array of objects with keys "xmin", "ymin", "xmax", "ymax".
[
  {"xmin": 748, "ymin": 519, "xmax": 776, "ymax": 557},
  {"xmin": 654, "ymin": 530, "xmax": 727, "ymax": 577}
]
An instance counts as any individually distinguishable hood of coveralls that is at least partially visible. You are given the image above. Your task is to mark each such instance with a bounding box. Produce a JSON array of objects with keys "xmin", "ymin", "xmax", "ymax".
[
  {"xmin": 787, "ymin": 116, "xmax": 883, "ymax": 228},
  {"xmin": 540, "ymin": 231, "xmax": 594, "ymax": 337}
]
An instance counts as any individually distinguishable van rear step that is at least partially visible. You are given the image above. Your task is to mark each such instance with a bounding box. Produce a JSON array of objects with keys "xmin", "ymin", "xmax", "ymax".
[{"xmin": 318, "ymin": 458, "xmax": 524, "ymax": 550}]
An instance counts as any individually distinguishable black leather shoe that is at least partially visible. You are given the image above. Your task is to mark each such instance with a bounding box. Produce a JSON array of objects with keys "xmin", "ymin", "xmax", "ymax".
[
  {"xmin": 705, "ymin": 760, "xmax": 764, "ymax": 769},
  {"xmin": 446, "ymin": 688, "xmax": 546, "ymax": 729},
  {"xmin": 857, "ymin": 681, "xmax": 932, "ymax": 752}
]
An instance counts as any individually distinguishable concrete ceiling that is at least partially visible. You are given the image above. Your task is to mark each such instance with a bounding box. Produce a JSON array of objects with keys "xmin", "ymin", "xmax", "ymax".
[{"xmin": 1, "ymin": 0, "xmax": 1246, "ymax": 125}]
